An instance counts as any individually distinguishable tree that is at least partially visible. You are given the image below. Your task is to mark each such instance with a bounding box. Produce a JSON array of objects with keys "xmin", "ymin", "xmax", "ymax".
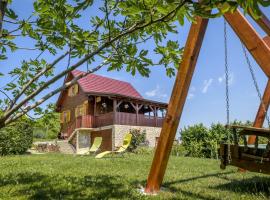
[
  {"xmin": 0, "ymin": 0, "xmax": 269, "ymax": 129},
  {"xmin": 33, "ymin": 106, "xmax": 60, "ymax": 139}
]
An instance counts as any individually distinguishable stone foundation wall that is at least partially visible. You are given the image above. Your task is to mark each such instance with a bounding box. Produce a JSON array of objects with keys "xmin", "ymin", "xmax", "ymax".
[
  {"xmin": 113, "ymin": 125, "xmax": 161, "ymax": 149},
  {"xmin": 70, "ymin": 125, "xmax": 161, "ymax": 153}
]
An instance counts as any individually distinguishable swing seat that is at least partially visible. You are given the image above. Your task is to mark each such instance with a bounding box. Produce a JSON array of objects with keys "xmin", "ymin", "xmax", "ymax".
[
  {"xmin": 228, "ymin": 125, "xmax": 270, "ymax": 138},
  {"xmin": 219, "ymin": 125, "xmax": 270, "ymax": 174}
]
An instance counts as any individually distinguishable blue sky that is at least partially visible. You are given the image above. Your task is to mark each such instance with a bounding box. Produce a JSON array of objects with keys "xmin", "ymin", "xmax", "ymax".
[{"xmin": 1, "ymin": 1, "xmax": 270, "ymax": 130}]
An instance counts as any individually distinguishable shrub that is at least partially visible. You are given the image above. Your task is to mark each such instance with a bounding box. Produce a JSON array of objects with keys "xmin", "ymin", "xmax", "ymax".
[
  {"xmin": 0, "ymin": 117, "xmax": 33, "ymax": 156},
  {"xmin": 34, "ymin": 111, "xmax": 60, "ymax": 140},
  {"xmin": 180, "ymin": 121, "xmax": 254, "ymax": 159},
  {"xmin": 127, "ymin": 129, "xmax": 148, "ymax": 152},
  {"xmin": 171, "ymin": 144, "xmax": 187, "ymax": 156},
  {"xmin": 133, "ymin": 146, "xmax": 154, "ymax": 155},
  {"xmin": 181, "ymin": 123, "xmax": 210, "ymax": 158}
]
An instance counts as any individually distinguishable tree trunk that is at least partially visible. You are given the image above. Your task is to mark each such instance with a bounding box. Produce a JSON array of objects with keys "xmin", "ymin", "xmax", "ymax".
[{"xmin": 0, "ymin": 0, "xmax": 7, "ymax": 37}]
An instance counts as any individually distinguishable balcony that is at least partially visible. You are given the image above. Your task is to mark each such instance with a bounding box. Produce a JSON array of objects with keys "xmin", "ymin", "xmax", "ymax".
[{"xmin": 69, "ymin": 112, "xmax": 164, "ymax": 132}]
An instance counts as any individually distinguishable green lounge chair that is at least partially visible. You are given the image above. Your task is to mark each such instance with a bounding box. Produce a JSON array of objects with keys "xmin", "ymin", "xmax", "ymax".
[
  {"xmin": 95, "ymin": 133, "xmax": 132, "ymax": 159},
  {"xmin": 87, "ymin": 137, "xmax": 102, "ymax": 155}
]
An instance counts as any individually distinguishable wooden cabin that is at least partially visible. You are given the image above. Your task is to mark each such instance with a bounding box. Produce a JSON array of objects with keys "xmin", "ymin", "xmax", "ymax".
[{"xmin": 56, "ymin": 70, "xmax": 167, "ymax": 153}]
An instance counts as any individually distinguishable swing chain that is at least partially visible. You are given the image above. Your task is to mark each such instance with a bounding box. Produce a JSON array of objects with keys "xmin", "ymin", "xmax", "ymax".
[
  {"xmin": 224, "ymin": 19, "xmax": 232, "ymax": 163},
  {"xmin": 224, "ymin": 19, "xmax": 230, "ymax": 126},
  {"xmin": 241, "ymin": 43, "xmax": 270, "ymax": 128}
]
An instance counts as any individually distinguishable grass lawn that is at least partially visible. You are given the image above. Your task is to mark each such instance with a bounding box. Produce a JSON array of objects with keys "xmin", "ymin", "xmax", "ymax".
[{"xmin": 0, "ymin": 153, "xmax": 270, "ymax": 200}]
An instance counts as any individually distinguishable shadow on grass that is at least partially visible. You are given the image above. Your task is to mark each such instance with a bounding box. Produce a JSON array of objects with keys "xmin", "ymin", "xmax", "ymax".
[
  {"xmin": 0, "ymin": 172, "xmax": 140, "ymax": 200},
  {"xmin": 160, "ymin": 172, "xmax": 235, "ymax": 200},
  {"xmin": 164, "ymin": 171, "xmax": 235, "ymax": 186},
  {"xmin": 211, "ymin": 176, "xmax": 270, "ymax": 197},
  {"xmin": 163, "ymin": 171, "xmax": 270, "ymax": 199}
]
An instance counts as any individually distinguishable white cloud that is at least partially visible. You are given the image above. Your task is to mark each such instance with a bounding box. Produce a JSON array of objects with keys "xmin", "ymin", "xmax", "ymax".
[
  {"xmin": 145, "ymin": 85, "xmax": 168, "ymax": 99},
  {"xmin": 187, "ymin": 86, "xmax": 196, "ymax": 100},
  {"xmin": 202, "ymin": 78, "xmax": 213, "ymax": 94},
  {"xmin": 218, "ymin": 73, "xmax": 234, "ymax": 86}
]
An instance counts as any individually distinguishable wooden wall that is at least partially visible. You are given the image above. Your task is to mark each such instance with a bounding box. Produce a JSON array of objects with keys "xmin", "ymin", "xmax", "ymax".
[
  {"xmin": 91, "ymin": 129, "xmax": 112, "ymax": 151},
  {"xmin": 59, "ymin": 74, "xmax": 93, "ymax": 136}
]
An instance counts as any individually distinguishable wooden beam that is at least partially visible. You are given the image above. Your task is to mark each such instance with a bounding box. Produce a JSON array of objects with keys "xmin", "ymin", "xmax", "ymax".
[
  {"xmin": 138, "ymin": 104, "xmax": 143, "ymax": 111},
  {"xmin": 248, "ymin": 37, "xmax": 270, "ymax": 144},
  {"xmin": 116, "ymin": 100, "xmax": 122, "ymax": 108},
  {"xmin": 224, "ymin": 10, "xmax": 270, "ymax": 77},
  {"xmin": 248, "ymin": 80, "xmax": 270, "ymax": 143},
  {"xmin": 130, "ymin": 102, "xmax": 137, "ymax": 110},
  {"xmin": 145, "ymin": 16, "xmax": 209, "ymax": 193}
]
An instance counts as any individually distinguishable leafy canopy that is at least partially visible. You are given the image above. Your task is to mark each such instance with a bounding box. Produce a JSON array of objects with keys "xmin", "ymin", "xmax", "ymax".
[{"xmin": 0, "ymin": 0, "xmax": 269, "ymax": 126}]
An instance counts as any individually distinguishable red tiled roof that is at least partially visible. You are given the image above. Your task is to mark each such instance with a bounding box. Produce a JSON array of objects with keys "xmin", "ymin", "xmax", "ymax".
[{"xmin": 71, "ymin": 70, "xmax": 143, "ymax": 99}]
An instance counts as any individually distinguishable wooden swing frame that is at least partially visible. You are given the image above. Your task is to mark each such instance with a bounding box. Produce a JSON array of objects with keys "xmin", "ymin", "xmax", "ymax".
[{"xmin": 145, "ymin": 9, "xmax": 270, "ymax": 193}]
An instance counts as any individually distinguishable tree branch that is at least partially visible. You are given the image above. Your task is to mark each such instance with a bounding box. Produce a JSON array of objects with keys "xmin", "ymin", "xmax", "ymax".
[
  {"xmin": 5, "ymin": 57, "xmax": 111, "ymax": 125},
  {"xmin": 0, "ymin": 0, "xmax": 7, "ymax": 37},
  {"xmin": 6, "ymin": 51, "xmax": 69, "ymax": 111},
  {"xmin": 1, "ymin": 0, "xmax": 187, "ymax": 123}
]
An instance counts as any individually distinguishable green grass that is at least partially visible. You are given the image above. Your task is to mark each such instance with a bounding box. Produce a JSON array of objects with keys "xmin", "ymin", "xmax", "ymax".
[{"xmin": 0, "ymin": 153, "xmax": 269, "ymax": 200}]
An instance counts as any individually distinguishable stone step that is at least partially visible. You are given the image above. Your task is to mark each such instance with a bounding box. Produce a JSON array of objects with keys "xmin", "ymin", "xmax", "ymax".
[{"xmin": 57, "ymin": 140, "xmax": 75, "ymax": 154}]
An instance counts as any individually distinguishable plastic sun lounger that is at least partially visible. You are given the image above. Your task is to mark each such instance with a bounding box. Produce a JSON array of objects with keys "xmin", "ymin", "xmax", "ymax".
[
  {"xmin": 95, "ymin": 133, "xmax": 132, "ymax": 159},
  {"xmin": 83, "ymin": 137, "xmax": 102, "ymax": 155}
]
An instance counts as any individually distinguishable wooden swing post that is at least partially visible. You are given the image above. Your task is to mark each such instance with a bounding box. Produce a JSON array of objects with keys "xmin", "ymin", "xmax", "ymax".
[
  {"xmin": 248, "ymin": 12, "xmax": 270, "ymax": 144},
  {"xmin": 145, "ymin": 9, "xmax": 270, "ymax": 193},
  {"xmin": 144, "ymin": 16, "xmax": 209, "ymax": 193}
]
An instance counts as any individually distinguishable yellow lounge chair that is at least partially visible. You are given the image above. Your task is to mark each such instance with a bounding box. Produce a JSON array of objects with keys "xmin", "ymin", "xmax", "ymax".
[
  {"xmin": 95, "ymin": 133, "xmax": 132, "ymax": 159},
  {"xmin": 85, "ymin": 137, "xmax": 102, "ymax": 155}
]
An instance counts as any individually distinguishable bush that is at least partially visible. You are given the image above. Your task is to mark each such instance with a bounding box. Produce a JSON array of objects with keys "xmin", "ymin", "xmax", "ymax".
[
  {"xmin": 180, "ymin": 121, "xmax": 254, "ymax": 159},
  {"xmin": 0, "ymin": 117, "xmax": 33, "ymax": 156},
  {"xmin": 127, "ymin": 129, "xmax": 148, "ymax": 152},
  {"xmin": 34, "ymin": 111, "xmax": 60, "ymax": 140},
  {"xmin": 181, "ymin": 123, "xmax": 228, "ymax": 158},
  {"xmin": 133, "ymin": 146, "xmax": 154, "ymax": 155},
  {"xmin": 171, "ymin": 144, "xmax": 187, "ymax": 156}
]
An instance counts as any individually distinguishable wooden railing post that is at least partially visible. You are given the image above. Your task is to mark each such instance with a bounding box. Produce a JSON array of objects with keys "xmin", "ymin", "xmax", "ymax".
[{"xmin": 145, "ymin": 16, "xmax": 209, "ymax": 193}]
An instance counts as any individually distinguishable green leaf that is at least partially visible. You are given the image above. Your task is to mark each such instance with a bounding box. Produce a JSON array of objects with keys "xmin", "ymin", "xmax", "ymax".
[{"xmin": 5, "ymin": 8, "xmax": 18, "ymax": 20}]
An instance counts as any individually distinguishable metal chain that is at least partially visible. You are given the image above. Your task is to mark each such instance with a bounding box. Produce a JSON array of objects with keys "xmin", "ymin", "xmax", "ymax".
[
  {"xmin": 224, "ymin": 19, "xmax": 232, "ymax": 163},
  {"xmin": 224, "ymin": 19, "xmax": 230, "ymax": 126},
  {"xmin": 241, "ymin": 43, "xmax": 270, "ymax": 128}
]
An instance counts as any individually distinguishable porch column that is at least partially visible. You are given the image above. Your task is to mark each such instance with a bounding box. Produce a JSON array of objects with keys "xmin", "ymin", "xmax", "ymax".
[
  {"xmin": 155, "ymin": 107, "xmax": 158, "ymax": 127},
  {"xmin": 113, "ymin": 99, "xmax": 117, "ymax": 124},
  {"xmin": 135, "ymin": 104, "xmax": 139, "ymax": 125},
  {"xmin": 130, "ymin": 102, "xmax": 139, "ymax": 126}
]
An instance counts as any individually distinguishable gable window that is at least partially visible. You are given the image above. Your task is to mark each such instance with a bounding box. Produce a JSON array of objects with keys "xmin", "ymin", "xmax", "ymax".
[
  {"xmin": 60, "ymin": 110, "xmax": 71, "ymax": 123},
  {"xmin": 68, "ymin": 84, "xmax": 79, "ymax": 97},
  {"xmin": 75, "ymin": 101, "xmax": 88, "ymax": 117}
]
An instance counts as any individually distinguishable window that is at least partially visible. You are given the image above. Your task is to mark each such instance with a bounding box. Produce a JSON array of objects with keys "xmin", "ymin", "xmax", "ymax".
[
  {"xmin": 60, "ymin": 110, "xmax": 71, "ymax": 123},
  {"xmin": 75, "ymin": 101, "xmax": 88, "ymax": 117},
  {"xmin": 68, "ymin": 84, "xmax": 79, "ymax": 97}
]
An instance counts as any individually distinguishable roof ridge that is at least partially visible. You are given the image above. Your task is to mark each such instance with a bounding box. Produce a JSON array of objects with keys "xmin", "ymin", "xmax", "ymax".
[
  {"xmin": 71, "ymin": 69, "xmax": 142, "ymax": 98},
  {"xmin": 72, "ymin": 69, "xmax": 134, "ymax": 86}
]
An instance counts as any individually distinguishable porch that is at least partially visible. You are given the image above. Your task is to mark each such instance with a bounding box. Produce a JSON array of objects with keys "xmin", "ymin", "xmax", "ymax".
[
  {"xmin": 67, "ymin": 112, "xmax": 165, "ymax": 136},
  {"xmin": 65, "ymin": 95, "xmax": 167, "ymax": 137}
]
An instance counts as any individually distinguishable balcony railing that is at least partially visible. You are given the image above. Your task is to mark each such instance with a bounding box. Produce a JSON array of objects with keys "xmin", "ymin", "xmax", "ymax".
[
  {"xmin": 65, "ymin": 112, "xmax": 164, "ymax": 137},
  {"xmin": 94, "ymin": 112, "xmax": 164, "ymax": 128}
]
